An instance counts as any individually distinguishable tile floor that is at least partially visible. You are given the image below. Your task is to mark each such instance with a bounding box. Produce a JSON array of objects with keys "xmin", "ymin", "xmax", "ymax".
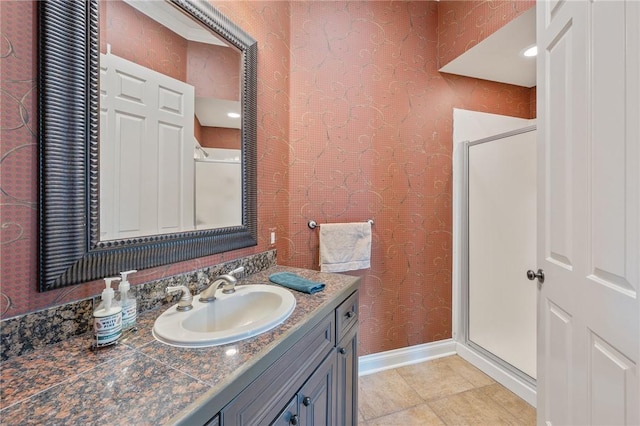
[{"xmin": 358, "ymin": 355, "xmax": 536, "ymax": 425}]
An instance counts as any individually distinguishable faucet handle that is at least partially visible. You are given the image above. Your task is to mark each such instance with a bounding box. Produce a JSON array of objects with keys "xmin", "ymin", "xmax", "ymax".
[
  {"xmin": 230, "ymin": 266, "xmax": 244, "ymax": 277},
  {"xmin": 218, "ymin": 274, "xmax": 237, "ymax": 294},
  {"xmin": 166, "ymin": 285, "xmax": 193, "ymax": 311}
]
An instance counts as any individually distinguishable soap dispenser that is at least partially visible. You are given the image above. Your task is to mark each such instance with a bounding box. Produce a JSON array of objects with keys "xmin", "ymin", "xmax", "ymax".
[
  {"xmin": 117, "ymin": 270, "xmax": 138, "ymax": 331},
  {"xmin": 93, "ymin": 277, "xmax": 122, "ymax": 347}
]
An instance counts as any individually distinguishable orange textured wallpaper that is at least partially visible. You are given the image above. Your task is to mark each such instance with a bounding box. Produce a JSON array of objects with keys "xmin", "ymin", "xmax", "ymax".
[
  {"xmin": 199, "ymin": 127, "xmax": 242, "ymax": 150},
  {"xmin": 187, "ymin": 41, "xmax": 241, "ymax": 101},
  {"xmin": 286, "ymin": 1, "xmax": 531, "ymax": 355},
  {"xmin": 437, "ymin": 0, "xmax": 535, "ymax": 68},
  {"xmin": 530, "ymin": 86, "xmax": 537, "ymax": 118},
  {"xmin": 1, "ymin": 0, "xmax": 532, "ymax": 358}
]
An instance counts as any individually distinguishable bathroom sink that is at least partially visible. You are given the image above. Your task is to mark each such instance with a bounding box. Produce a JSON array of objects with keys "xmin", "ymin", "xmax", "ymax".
[{"xmin": 152, "ymin": 284, "xmax": 296, "ymax": 348}]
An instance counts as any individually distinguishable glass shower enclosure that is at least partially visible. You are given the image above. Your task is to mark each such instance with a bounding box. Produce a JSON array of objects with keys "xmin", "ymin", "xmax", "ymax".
[{"xmin": 462, "ymin": 126, "xmax": 537, "ymax": 383}]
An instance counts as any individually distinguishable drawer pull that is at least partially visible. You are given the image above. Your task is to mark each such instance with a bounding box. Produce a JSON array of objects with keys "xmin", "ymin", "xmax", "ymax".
[
  {"xmin": 346, "ymin": 311, "xmax": 355, "ymax": 319},
  {"xmin": 290, "ymin": 414, "xmax": 299, "ymax": 425},
  {"xmin": 302, "ymin": 396, "xmax": 311, "ymax": 406},
  {"xmin": 339, "ymin": 347, "xmax": 347, "ymax": 355}
]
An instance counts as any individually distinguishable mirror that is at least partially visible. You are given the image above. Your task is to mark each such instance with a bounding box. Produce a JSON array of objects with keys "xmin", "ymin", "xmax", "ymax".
[{"xmin": 38, "ymin": 0, "xmax": 257, "ymax": 291}]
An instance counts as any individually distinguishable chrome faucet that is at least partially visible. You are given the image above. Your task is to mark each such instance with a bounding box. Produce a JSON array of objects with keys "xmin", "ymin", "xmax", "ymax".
[{"xmin": 199, "ymin": 267, "xmax": 244, "ymax": 303}]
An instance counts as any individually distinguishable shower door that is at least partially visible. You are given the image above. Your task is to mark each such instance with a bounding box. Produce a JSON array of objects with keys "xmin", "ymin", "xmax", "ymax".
[{"xmin": 465, "ymin": 127, "xmax": 537, "ymax": 380}]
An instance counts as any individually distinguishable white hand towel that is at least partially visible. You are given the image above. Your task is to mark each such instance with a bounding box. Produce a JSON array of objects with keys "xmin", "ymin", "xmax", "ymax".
[{"xmin": 319, "ymin": 222, "xmax": 372, "ymax": 272}]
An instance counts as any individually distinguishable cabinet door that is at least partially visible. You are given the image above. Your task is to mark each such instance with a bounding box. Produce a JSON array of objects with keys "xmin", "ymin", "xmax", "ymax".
[
  {"xmin": 298, "ymin": 350, "xmax": 337, "ymax": 426},
  {"xmin": 221, "ymin": 314, "xmax": 335, "ymax": 425},
  {"xmin": 205, "ymin": 414, "xmax": 220, "ymax": 426},
  {"xmin": 336, "ymin": 327, "xmax": 358, "ymax": 426},
  {"xmin": 271, "ymin": 395, "xmax": 298, "ymax": 426}
]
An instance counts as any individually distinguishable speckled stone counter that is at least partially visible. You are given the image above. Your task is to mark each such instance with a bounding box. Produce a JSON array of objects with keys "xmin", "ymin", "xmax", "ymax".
[{"xmin": 0, "ymin": 266, "xmax": 360, "ymax": 425}]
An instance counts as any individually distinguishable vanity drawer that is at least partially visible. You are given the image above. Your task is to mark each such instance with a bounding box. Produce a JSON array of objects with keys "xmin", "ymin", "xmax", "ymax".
[{"xmin": 336, "ymin": 291, "xmax": 358, "ymax": 342}]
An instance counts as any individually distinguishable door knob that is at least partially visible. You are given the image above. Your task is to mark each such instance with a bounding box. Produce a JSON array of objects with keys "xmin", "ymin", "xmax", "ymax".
[{"xmin": 526, "ymin": 269, "xmax": 545, "ymax": 284}]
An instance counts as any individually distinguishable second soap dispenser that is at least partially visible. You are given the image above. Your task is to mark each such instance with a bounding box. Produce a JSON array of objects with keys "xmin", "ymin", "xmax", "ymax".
[{"xmin": 117, "ymin": 269, "xmax": 138, "ymax": 331}]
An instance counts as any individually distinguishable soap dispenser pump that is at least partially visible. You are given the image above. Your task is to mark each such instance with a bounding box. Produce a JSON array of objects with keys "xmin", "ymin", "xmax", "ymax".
[
  {"xmin": 118, "ymin": 270, "xmax": 138, "ymax": 331},
  {"xmin": 93, "ymin": 277, "xmax": 122, "ymax": 347}
]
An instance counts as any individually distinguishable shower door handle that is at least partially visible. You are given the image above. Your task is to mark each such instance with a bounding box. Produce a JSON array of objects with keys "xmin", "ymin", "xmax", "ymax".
[{"xmin": 527, "ymin": 269, "xmax": 545, "ymax": 285}]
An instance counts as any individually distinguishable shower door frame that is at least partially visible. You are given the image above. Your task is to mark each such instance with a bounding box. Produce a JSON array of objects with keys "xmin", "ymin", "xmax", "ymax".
[{"xmin": 460, "ymin": 125, "xmax": 537, "ymax": 390}]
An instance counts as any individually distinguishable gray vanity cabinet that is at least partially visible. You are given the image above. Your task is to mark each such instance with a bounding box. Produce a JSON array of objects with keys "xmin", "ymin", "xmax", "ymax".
[
  {"xmin": 335, "ymin": 290, "xmax": 359, "ymax": 426},
  {"xmin": 271, "ymin": 395, "xmax": 298, "ymax": 425},
  {"xmin": 273, "ymin": 348, "xmax": 338, "ymax": 426},
  {"xmin": 218, "ymin": 291, "xmax": 358, "ymax": 426},
  {"xmin": 297, "ymin": 348, "xmax": 337, "ymax": 425},
  {"xmin": 336, "ymin": 326, "xmax": 358, "ymax": 426}
]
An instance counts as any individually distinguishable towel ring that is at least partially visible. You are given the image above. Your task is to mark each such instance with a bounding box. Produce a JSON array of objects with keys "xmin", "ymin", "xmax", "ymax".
[{"xmin": 308, "ymin": 219, "xmax": 374, "ymax": 229}]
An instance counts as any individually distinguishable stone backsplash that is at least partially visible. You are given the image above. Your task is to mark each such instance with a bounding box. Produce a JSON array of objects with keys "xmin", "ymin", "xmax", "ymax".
[{"xmin": 0, "ymin": 250, "xmax": 276, "ymax": 360}]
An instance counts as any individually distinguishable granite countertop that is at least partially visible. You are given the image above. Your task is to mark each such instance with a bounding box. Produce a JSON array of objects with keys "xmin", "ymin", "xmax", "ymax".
[{"xmin": 0, "ymin": 266, "xmax": 360, "ymax": 425}]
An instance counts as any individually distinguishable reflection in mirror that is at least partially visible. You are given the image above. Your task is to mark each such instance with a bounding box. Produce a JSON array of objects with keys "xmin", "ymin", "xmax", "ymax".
[
  {"xmin": 99, "ymin": 0, "xmax": 242, "ymax": 240},
  {"xmin": 38, "ymin": 0, "xmax": 257, "ymax": 291}
]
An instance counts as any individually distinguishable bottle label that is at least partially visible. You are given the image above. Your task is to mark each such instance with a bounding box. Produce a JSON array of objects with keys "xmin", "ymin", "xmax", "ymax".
[
  {"xmin": 94, "ymin": 312, "xmax": 122, "ymax": 346},
  {"xmin": 122, "ymin": 302, "xmax": 137, "ymax": 330}
]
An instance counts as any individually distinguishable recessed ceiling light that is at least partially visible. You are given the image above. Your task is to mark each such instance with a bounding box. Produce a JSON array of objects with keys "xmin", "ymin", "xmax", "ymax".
[
  {"xmin": 523, "ymin": 45, "xmax": 538, "ymax": 57},
  {"xmin": 227, "ymin": 112, "xmax": 240, "ymax": 118}
]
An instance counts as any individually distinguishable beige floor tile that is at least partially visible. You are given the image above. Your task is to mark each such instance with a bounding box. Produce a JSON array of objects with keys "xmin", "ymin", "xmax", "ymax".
[
  {"xmin": 396, "ymin": 359, "xmax": 476, "ymax": 400},
  {"xmin": 432, "ymin": 355, "xmax": 495, "ymax": 387},
  {"xmin": 358, "ymin": 369, "xmax": 423, "ymax": 420},
  {"xmin": 428, "ymin": 387, "xmax": 521, "ymax": 425},
  {"xmin": 359, "ymin": 355, "xmax": 536, "ymax": 425},
  {"xmin": 481, "ymin": 383, "xmax": 536, "ymax": 425},
  {"xmin": 367, "ymin": 403, "xmax": 445, "ymax": 426}
]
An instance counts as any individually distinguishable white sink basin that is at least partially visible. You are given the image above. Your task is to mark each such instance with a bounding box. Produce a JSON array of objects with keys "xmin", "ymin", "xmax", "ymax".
[{"xmin": 152, "ymin": 284, "xmax": 296, "ymax": 348}]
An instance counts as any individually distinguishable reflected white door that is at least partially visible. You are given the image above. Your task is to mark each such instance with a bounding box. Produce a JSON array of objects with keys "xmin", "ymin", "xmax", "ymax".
[
  {"xmin": 100, "ymin": 53, "xmax": 196, "ymax": 240},
  {"xmin": 537, "ymin": 1, "xmax": 639, "ymax": 424}
]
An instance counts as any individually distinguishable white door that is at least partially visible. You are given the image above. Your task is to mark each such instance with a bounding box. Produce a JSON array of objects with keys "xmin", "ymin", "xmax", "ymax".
[
  {"xmin": 536, "ymin": 1, "xmax": 639, "ymax": 425},
  {"xmin": 100, "ymin": 53, "xmax": 196, "ymax": 240}
]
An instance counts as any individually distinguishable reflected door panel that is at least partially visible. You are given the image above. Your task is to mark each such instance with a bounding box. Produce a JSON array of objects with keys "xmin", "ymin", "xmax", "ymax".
[{"xmin": 100, "ymin": 52, "xmax": 195, "ymax": 240}]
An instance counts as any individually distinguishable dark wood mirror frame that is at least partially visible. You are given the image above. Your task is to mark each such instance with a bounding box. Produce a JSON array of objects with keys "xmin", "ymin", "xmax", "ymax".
[{"xmin": 38, "ymin": 0, "xmax": 257, "ymax": 291}]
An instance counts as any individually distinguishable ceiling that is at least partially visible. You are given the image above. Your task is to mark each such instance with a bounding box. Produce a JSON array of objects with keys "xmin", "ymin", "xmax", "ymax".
[
  {"xmin": 439, "ymin": 7, "xmax": 536, "ymax": 88},
  {"xmin": 123, "ymin": 0, "xmax": 227, "ymax": 47},
  {"xmin": 195, "ymin": 98, "xmax": 242, "ymax": 128}
]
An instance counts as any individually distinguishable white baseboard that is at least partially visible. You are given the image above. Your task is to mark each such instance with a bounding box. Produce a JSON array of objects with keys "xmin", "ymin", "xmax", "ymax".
[
  {"xmin": 358, "ymin": 339, "xmax": 457, "ymax": 376},
  {"xmin": 456, "ymin": 342, "xmax": 537, "ymax": 407}
]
